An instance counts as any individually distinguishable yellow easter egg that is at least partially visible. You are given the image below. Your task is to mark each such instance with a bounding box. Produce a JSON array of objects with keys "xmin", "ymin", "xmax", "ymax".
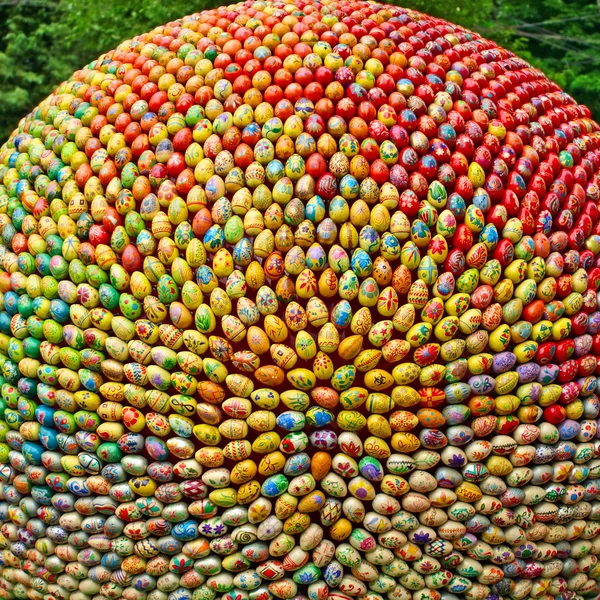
[
  {"xmin": 181, "ymin": 281, "xmax": 203, "ymax": 310},
  {"xmin": 405, "ymin": 323, "xmax": 432, "ymax": 347},
  {"xmin": 313, "ymin": 351, "xmax": 335, "ymax": 380},
  {"xmin": 194, "ymin": 304, "xmax": 217, "ymax": 334},
  {"xmin": 444, "ymin": 293, "xmax": 470, "ymax": 316},
  {"xmin": 295, "ymin": 330, "xmax": 317, "ymax": 360},
  {"xmin": 252, "ymin": 432, "xmax": 281, "ymax": 454},
  {"xmin": 258, "ymin": 451, "xmax": 286, "ymax": 476},
  {"xmin": 210, "ymin": 488, "xmax": 238, "ymax": 507},
  {"xmin": 427, "ymin": 234, "xmax": 448, "ymax": 263},
  {"xmin": 502, "ymin": 259, "xmax": 525, "ymax": 283},
  {"xmin": 351, "ymin": 307, "xmax": 373, "ymax": 335},
  {"xmin": 495, "ymin": 371, "xmax": 518, "ymax": 395},
  {"xmin": 494, "ymin": 394, "xmax": 520, "ymax": 415},
  {"xmin": 330, "ymin": 518, "xmax": 353, "ymax": 541},
  {"xmin": 246, "ymin": 261, "xmax": 266, "ymax": 289},
  {"xmin": 236, "ymin": 481, "xmax": 262, "ymax": 505},
  {"xmin": 364, "ymin": 369, "xmax": 394, "ymax": 391},
  {"xmin": 455, "ymin": 482, "xmax": 482, "ymax": 503},
  {"xmin": 468, "ymin": 161, "xmax": 485, "ymax": 187},
  {"xmin": 514, "ymin": 341, "xmax": 538, "ymax": 363},
  {"xmin": 380, "ymin": 474, "xmax": 410, "ymax": 496},
  {"xmin": 130, "ymin": 272, "xmax": 152, "ymax": 299},
  {"xmin": 391, "ymin": 386, "xmax": 420, "ymax": 408},
  {"xmin": 392, "ymin": 364, "xmax": 421, "ymax": 385},
  {"xmin": 227, "ymin": 459, "xmax": 255, "ymax": 485},
  {"xmin": 479, "ymin": 259, "xmax": 502, "ymax": 285},
  {"xmin": 264, "ymin": 315, "xmax": 288, "ymax": 342},
  {"xmin": 246, "ymin": 410, "xmax": 277, "ymax": 431},
  {"xmin": 338, "ymin": 335, "xmax": 364, "ymax": 360},
  {"xmin": 381, "ymin": 339, "xmax": 410, "ymax": 363},
  {"xmin": 458, "ymin": 308, "xmax": 482, "ymax": 335},
  {"xmin": 488, "ymin": 325, "xmax": 511, "ymax": 352},
  {"xmin": 247, "ymin": 326, "xmax": 271, "ymax": 355},
  {"xmin": 186, "ymin": 238, "xmax": 207, "ymax": 267},
  {"xmin": 487, "ymin": 456, "xmax": 513, "ymax": 477},
  {"xmin": 390, "ymin": 410, "xmax": 419, "ymax": 432},
  {"xmin": 336, "ymin": 410, "xmax": 366, "ymax": 431},
  {"xmin": 353, "ymin": 349, "xmax": 382, "ymax": 372},
  {"xmin": 270, "ymin": 344, "xmax": 298, "ymax": 370},
  {"xmin": 317, "ymin": 322, "xmax": 340, "ymax": 353},
  {"xmin": 466, "ymin": 353, "xmax": 493, "ymax": 375},
  {"xmin": 419, "ymin": 364, "xmax": 446, "ymax": 387},
  {"xmin": 406, "ymin": 279, "xmax": 428, "ymax": 307},
  {"xmin": 210, "ymin": 287, "xmax": 232, "ymax": 317},
  {"xmin": 552, "ymin": 317, "xmax": 572, "ymax": 340},
  {"xmin": 365, "ymin": 393, "xmax": 394, "ymax": 415},
  {"xmin": 364, "ymin": 436, "xmax": 391, "ymax": 459},
  {"xmin": 251, "ymin": 389, "xmax": 280, "ymax": 410},
  {"xmin": 494, "ymin": 279, "xmax": 514, "ymax": 304},
  {"xmin": 287, "ymin": 368, "xmax": 317, "ymax": 390},
  {"xmin": 306, "ymin": 297, "xmax": 329, "ymax": 327},
  {"xmin": 434, "ymin": 316, "xmax": 459, "ymax": 341}
]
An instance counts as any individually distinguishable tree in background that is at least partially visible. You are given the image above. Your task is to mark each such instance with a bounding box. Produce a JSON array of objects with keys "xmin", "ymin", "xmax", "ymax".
[
  {"xmin": 0, "ymin": 0, "xmax": 599, "ymax": 142},
  {"xmin": 482, "ymin": 0, "xmax": 600, "ymax": 117},
  {"xmin": 0, "ymin": 1, "xmax": 60, "ymax": 141},
  {"xmin": 0, "ymin": 0, "xmax": 196, "ymax": 141}
]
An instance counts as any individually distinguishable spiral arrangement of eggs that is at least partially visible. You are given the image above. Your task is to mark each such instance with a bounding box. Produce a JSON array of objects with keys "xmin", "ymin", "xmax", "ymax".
[{"xmin": 1, "ymin": 1, "xmax": 600, "ymax": 600}]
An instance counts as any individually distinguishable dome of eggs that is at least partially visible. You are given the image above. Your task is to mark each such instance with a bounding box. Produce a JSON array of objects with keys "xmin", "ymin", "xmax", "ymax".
[{"xmin": 1, "ymin": 1, "xmax": 600, "ymax": 600}]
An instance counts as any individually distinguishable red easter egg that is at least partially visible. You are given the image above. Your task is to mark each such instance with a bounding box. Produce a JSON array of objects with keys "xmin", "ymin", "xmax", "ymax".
[{"xmin": 122, "ymin": 244, "xmax": 143, "ymax": 273}]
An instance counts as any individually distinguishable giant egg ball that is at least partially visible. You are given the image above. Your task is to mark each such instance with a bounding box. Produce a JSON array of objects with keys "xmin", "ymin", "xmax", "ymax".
[{"xmin": 0, "ymin": 2, "xmax": 600, "ymax": 600}]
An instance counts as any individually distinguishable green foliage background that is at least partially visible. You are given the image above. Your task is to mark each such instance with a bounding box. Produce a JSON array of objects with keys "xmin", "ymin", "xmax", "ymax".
[{"xmin": 1, "ymin": 0, "xmax": 599, "ymax": 142}]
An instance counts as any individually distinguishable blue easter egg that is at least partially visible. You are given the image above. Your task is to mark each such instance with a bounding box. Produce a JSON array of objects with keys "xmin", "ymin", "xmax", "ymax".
[
  {"xmin": 339, "ymin": 174, "xmax": 359, "ymax": 199},
  {"xmin": 331, "ymin": 300, "xmax": 353, "ymax": 328},
  {"xmin": 277, "ymin": 411, "xmax": 305, "ymax": 432},
  {"xmin": 67, "ymin": 477, "xmax": 90, "ymax": 496},
  {"xmin": 172, "ymin": 520, "xmax": 199, "ymax": 541},
  {"xmin": 49, "ymin": 299, "xmax": 70, "ymax": 323},
  {"xmin": 306, "ymin": 406, "xmax": 334, "ymax": 428},
  {"xmin": 351, "ymin": 249, "xmax": 372, "ymax": 277},
  {"xmin": 444, "ymin": 383, "xmax": 471, "ymax": 404},
  {"xmin": 203, "ymin": 225, "xmax": 225, "ymax": 251},
  {"xmin": 38, "ymin": 426, "xmax": 58, "ymax": 450},
  {"xmin": 323, "ymin": 561, "xmax": 344, "ymax": 587},
  {"xmin": 557, "ymin": 419, "xmax": 580, "ymax": 440},
  {"xmin": 478, "ymin": 223, "xmax": 498, "ymax": 248},
  {"xmin": 233, "ymin": 238, "xmax": 253, "ymax": 266},
  {"xmin": 35, "ymin": 405, "xmax": 56, "ymax": 426},
  {"xmin": 22, "ymin": 442, "xmax": 43, "ymax": 464}
]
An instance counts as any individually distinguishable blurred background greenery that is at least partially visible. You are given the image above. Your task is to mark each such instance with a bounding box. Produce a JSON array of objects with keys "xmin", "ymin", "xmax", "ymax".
[{"xmin": 1, "ymin": 0, "xmax": 599, "ymax": 141}]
